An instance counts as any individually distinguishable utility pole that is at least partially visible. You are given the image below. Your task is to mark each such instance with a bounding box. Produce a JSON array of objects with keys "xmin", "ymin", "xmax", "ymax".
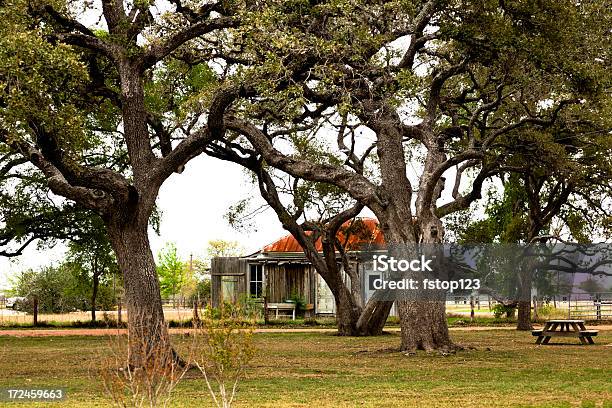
[
  {"xmin": 190, "ymin": 254, "xmax": 200, "ymax": 323},
  {"xmin": 33, "ymin": 295, "xmax": 38, "ymax": 327}
]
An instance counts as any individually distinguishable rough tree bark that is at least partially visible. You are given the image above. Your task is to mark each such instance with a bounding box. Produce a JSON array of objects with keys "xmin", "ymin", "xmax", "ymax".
[
  {"xmin": 355, "ymin": 300, "xmax": 394, "ymax": 335},
  {"xmin": 107, "ymin": 219, "xmax": 171, "ymax": 365},
  {"xmin": 371, "ymin": 115, "xmax": 456, "ymax": 352},
  {"xmin": 516, "ymin": 248, "xmax": 536, "ymax": 331},
  {"xmin": 516, "ymin": 300, "xmax": 532, "ymax": 330},
  {"xmin": 380, "ymin": 214, "xmax": 455, "ymax": 352},
  {"xmin": 330, "ymin": 277, "xmax": 362, "ymax": 335}
]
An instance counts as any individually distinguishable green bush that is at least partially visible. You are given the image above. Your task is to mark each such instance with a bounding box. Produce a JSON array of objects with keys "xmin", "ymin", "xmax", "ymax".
[
  {"xmin": 287, "ymin": 291, "xmax": 307, "ymax": 317},
  {"xmin": 238, "ymin": 295, "xmax": 264, "ymax": 319},
  {"xmin": 492, "ymin": 303, "xmax": 516, "ymax": 319}
]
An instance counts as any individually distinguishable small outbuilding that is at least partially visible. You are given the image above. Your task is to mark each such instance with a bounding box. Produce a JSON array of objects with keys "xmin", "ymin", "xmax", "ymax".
[{"xmin": 210, "ymin": 218, "xmax": 394, "ymax": 315}]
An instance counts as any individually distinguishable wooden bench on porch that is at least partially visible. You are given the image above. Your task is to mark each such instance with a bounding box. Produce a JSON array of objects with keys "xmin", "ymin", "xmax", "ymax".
[{"xmin": 266, "ymin": 302, "xmax": 297, "ymax": 320}]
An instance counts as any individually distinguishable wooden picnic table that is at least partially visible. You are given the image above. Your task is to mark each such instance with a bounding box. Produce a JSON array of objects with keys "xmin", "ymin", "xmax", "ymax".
[{"xmin": 532, "ymin": 319, "xmax": 598, "ymax": 345}]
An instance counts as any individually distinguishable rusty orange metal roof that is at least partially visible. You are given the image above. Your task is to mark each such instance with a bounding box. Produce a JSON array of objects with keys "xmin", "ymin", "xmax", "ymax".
[{"xmin": 261, "ymin": 218, "xmax": 384, "ymax": 253}]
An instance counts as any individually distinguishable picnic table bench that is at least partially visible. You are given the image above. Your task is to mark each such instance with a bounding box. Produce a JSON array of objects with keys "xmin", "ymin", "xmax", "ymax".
[{"xmin": 532, "ymin": 319, "xmax": 598, "ymax": 345}]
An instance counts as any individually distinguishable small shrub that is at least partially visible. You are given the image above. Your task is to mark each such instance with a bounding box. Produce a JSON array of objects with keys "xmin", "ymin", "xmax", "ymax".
[
  {"xmin": 492, "ymin": 304, "xmax": 516, "ymax": 319},
  {"xmin": 193, "ymin": 303, "xmax": 256, "ymax": 408},
  {"xmin": 287, "ymin": 291, "xmax": 307, "ymax": 317},
  {"xmin": 97, "ymin": 316, "xmax": 188, "ymax": 408},
  {"xmin": 536, "ymin": 305, "xmax": 567, "ymax": 320},
  {"xmin": 385, "ymin": 316, "xmax": 400, "ymax": 325},
  {"xmin": 238, "ymin": 295, "xmax": 264, "ymax": 319}
]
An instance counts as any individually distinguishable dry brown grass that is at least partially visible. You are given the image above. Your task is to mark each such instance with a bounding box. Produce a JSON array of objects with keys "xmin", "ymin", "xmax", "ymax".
[{"xmin": 0, "ymin": 328, "xmax": 610, "ymax": 407}]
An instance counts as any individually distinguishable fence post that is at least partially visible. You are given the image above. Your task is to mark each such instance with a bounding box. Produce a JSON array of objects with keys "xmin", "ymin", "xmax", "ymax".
[
  {"xmin": 532, "ymin": 295, "xmax": 538, "ymax": 322},
  {"xmin": 117, "ymin": 297, "xmax": 122, "ymax": 326},
  {"xmin": 595, "ymin": 301, "xmax": 601, "ymax": 320},
  {"xmin": 263, "ymin": 296, "xmax": 269, "ymax": 325},
  {"xmin": 32, "ymin": 295, "xmax": 38, "ymax": 327},
  {"xmin": 567, "ymin": 294, "xmax": 571, "ymax": 319},
  {"xmin": 193, "ymin": 296, "xmax": 200, "ymax": 324},
  {"xmin": 470, "ymin": 295, "xmax": 475, "ymax": 322},
  {"xmin": 595, "ymin": 294, "xmax": 601, "ymax": 320}
]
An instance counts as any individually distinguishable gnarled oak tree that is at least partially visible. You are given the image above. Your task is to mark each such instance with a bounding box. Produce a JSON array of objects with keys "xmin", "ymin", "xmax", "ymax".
[
  {"xmin": 0, "ymin": 0, "xmax": 243, "ymax": 362},
  {"xmin": 206, "ymin": 0, "xmax": 611, "ymax": 351}
]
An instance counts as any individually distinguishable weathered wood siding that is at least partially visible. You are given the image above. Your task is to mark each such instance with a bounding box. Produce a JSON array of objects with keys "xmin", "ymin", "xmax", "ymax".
[
  {"xmin": 212, "ymin": 256, "xmax": 375, "ymax": 315},
  {"xmin": 211, "ymin": 257, "xmax": 247, "ymax": 308},
  {"xmin": 264, "ymin": 264, "xmax": 314, "ymax": 304}
]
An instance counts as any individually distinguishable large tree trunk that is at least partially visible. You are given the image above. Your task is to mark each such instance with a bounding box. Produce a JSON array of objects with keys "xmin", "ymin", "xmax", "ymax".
[
  {"xmin": 516, "ymin": 271, "xmax": 533, "ymax": 330},
  {"xmin": 356, "ymin": 299, "xmax": 394, "ymax": 335},
  {"xmin": 398, "ymin": 300, "xmax": 453, "ymax": 351},
  {"xmin": 334, "ymin": 284, "xmax": 362, "ymax": 336},
  {"xmin": 107, "ymin": 221, "xmax": 171, "ymax": 366},
  {"xmin": 91, "ymin": 269, "xmax": 99, "ymax": 323},
  {"xmin": 368, "ymin": 114, "xmax": 456, "ymax": 352},
  {"xmin": 397, "ymin": 273, "xmax": 454, "ymax": 351},
  {"xmin": 516, "ymin": 260, "xmax": 534, "ymax": 330},
  {"xmin": 106, "ymin": 63, "xmax": 177, "ymax": 366},
  {"xmin": 516, "ymin": 301, "xmax": 532, "ymax": 330},
  {"xmin": 391, "ymin": 216, "xmax": 455, "ymax": 352}
]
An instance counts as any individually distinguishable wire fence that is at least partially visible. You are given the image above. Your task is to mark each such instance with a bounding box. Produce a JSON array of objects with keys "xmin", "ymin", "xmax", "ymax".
[
  {"xmin": 2, "ymin": 294, "xmax": 611, "ymax": 326},
  {"xmin": 568, "ymin": 292, "xmax": 612, "ymax": 320},
  {"xmin": 0, "ymin": 297, "xmax": 200, "ymax": 326}
]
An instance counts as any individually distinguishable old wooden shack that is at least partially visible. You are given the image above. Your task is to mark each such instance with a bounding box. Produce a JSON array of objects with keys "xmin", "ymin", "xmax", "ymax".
[{"xmin": 210, "ymin": 218, "xmax": 395, "ymax": 315}]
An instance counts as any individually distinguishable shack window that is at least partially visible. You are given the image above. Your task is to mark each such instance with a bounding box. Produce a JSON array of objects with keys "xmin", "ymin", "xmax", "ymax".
[
  {"xmin": 249, "ymin": 264, "xmax": 263, "ymax": 298},
  {"xmin": 368, "ymin": 274, "xmax": 381, "ymax": 291}
]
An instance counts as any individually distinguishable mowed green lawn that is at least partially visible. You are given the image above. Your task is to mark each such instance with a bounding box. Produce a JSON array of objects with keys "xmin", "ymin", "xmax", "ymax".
[{"xmin": 0, "ymin": 329, "xmax": 610, "ymax": 407}]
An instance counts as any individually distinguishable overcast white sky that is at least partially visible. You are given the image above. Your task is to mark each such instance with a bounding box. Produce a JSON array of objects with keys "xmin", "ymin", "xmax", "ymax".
[{"xmin": 0, "ymin": 155, "xmax": 291, "ymax": 290}]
